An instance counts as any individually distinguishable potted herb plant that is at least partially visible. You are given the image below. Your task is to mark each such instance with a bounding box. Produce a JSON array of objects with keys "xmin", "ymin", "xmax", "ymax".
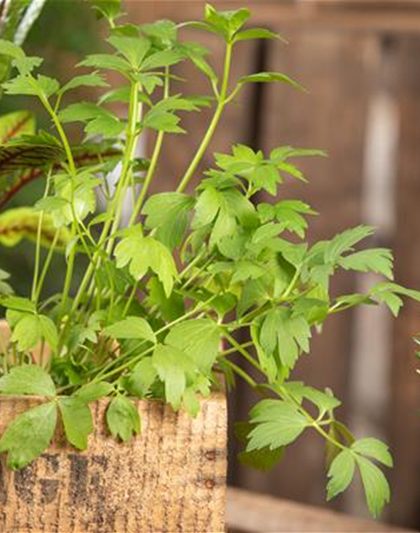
[{"xmin": 0, "ymin": 3, "xmax": 419, "ymax": 532}]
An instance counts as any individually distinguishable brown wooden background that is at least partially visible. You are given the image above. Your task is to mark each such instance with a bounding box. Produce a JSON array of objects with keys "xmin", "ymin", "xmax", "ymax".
[{"xmin": 123, "ymin": 1, "xmax": 420, "ymax": 529}]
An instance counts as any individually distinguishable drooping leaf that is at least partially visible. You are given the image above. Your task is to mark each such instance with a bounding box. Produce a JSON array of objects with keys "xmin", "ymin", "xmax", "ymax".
[
  {"xmin": 327, "ymin": 449, "xmax": 356, "ymax": 501},
  {"xmin": 126, "ymin": 358, "xmax": 157, "ymax": 398},
  {"xmin": 106, "ymin": 396, "xmax": 141, "ymax": 442},
  {"xmin": 0, "ymin": 401, "xmax": 57, "ymax": 469},
  {"xmin": 58, "ymin": 397, "xmax": 93, "ymax": 450},
  {"xmin": 357, "ymin": 456, "xmax": 391, "ymax": 518},
  {"xmin": 238, "ymin": 72, "xmax": 305, "ymax": 92}
]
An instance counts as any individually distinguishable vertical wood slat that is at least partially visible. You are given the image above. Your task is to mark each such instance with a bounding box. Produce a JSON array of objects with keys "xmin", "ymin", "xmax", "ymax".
[
  {"xmin": 0, "ymin": 395, "xmax": 227, "ymax": 533},
  {"xmin": 388, "ymin": 35, "xmax": 420, "ymax": 529}
]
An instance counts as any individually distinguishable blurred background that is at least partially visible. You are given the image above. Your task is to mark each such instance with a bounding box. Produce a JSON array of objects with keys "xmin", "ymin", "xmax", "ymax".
[{"xmin": 2, "ymin": 0, "xmax": 420, "ymax": 530}]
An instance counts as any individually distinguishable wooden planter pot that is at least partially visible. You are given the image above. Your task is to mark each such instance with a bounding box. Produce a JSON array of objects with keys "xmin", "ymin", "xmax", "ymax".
[{"xmin": 0, "ymin": 323, "xmax": 227, "ymax": 533}]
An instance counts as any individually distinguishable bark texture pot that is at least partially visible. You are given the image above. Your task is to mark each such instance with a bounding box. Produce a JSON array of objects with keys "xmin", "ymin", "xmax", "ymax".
[{"xmin": 0, "ymin": 324, "xmax": 227, "ymax": 533}]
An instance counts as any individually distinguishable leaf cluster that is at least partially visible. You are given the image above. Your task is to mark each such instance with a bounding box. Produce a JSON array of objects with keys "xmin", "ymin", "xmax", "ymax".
[{"xmin": 0, "ymin": 2, "xmax": 418, "ymax": 519}]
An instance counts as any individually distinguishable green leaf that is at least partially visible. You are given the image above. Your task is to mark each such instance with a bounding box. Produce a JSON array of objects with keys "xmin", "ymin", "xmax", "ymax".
[
  {"xmin": 0, "ymin": 402, "xmax": 57, "ymax": 469},
  {"xmin": 327, "ymin": 449, "xmax": 356, "ymax": 501},
  {"xmin": 152, "ymin": 343, "xmax": 194, "ymax": 410},
  {"xmin": 78, "ymin": 53, "xmax": 132, "ymax": 74},
  {"xmin": 87, "ymin": 0, "xmax": 122, "ymax": 23},
  {"xmin": 106, "ymin": 396, "xmax": 141, "ymax": 442},
  {"xmin": 11, "ymin": 314, "xmax": 42, "ymax": 351},
  {"xmin": 108, "ymin": 35, "xmax": 151, "ymax": 69},
  {"xmin": 58, "ymin": 397, "xmax": 93, "ymax": 450},
  {"xmin": 234, "ymin": 28, "xmax": 283, "ymax": 42},
  {"xmin": 339, "ymin": 249, "xmax": 394, "ymax": 279},
  {"xmin": 143, "ymin": 192, "xmax": 194, "ymax": 250},
  {"xmin": 74, "ymin": 381, "xmax": 114, "ymax": 402},
  {"xmin": 235, "ymin": 422, "xmax": 284, "ymax": 471},
  {"xmin": 60, "ymin": 72, "xmax": 109, "ymax": 94},
  {"xmin": 204, "ymin": 4, "xmax": 250, "ymax": 41},
  {"xmin": 141, "ymin": 49, "xmax": 184, "ymax": 71},
  {"xmin": 247, "ymin": 400, "xmax": 308, "ymax": 451},
  {"xmin": 238, "ymin": 72, "xmax": 305, "ymax": 92},
  {"xmin": 352, "ymin": 438, "xmax": 393, "ymax": 468},
  {"xmin": 0, "ymin": 295, "xmax": 35, "ymax": 313},
  {"xmin": 284, "ymin": 382, "xmax": 341, "ymax": 412},
  {"xmin": 371, "ymin": 282, "xmax": 420, "ymax": 316},
  {"xmin": 357, "ymin": 456, "xmax": 391, "ymax": 518},
  {"xmin": 324, "ymin": 225, "xmax": 375, "ymax": 265},
  {"xmin": 165, "ymin": 319, "xmax": 220, "ymax": 374},
  {"xmin": 115, "ymin": 229, "xmax": 177, "ymax": 297},
  {"xmin": 0, "ymin": 364, "xmax": 56, "ymax": 396},
  {"xmin": 260, "ymin": 308, "xmax": 311, "ymax": 369},
  {"xmin": 126, "ymin": 358, "xmax": 157, "ymax": 398},
  {"xmin": 326, "ymin": 421, "xmax": 355, "ymax": 469},
  {"xmin": 39, "ymin": 315, "xmax": 58, "ymax": 350},
  {"xmin": 104, "ymin": 317, "xmax": 156, "ymax": 343},
  {"xmin": 0, "ymin": 39, "xmax": 25, "ymax": 60}
]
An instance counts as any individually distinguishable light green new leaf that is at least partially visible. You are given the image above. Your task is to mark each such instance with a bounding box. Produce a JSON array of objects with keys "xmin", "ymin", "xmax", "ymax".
[
  {"xmin": 115, "ymin": 229, "xmax": 177, "ymax": 297},
  {"xmin": 74, "ymin": 382, "xmax": 114, "ymax": 402},
  {"xmin": 352, "ymin": 438, "xmax": 393, "ymax": 468},
  {"xmin": 106, "ymin": 396, "xmax": 141, "ymax": 442},
  {"xmin": 143, "ymin": 192, "xmax": 194, "ymax": 250},
  {"xmin": 371, "ymin": 282, "xmax": 420, "ymax": 317},
  {"xmin": 357, "ymin": 456, "xmax": 391, "ymax": 518},
  {"xmin": 339, "ymin": 249, "xmax": 394, "ymax": 279},
  {"xmin": 247, "ymin": 400, "xmax": 308, "ymax": 451},
  {"xmin": 104, "ymin": 317, "xmax": 156, "ymax": 343},
  {"xmin": 58, "ymin": 397, "xmax": 93, "ymax": 450},
  {"xmin": 238, "ymin": 72, "xmax": 305, "ymax": 92},
  {"xmin": 165, "ymin": 318, "xmax": 220, "ymax": 374},
  {"xmin": 0, "ymin": 402, "xmax": 57, "ymax": 469},
  {"xmin": 327, "ymin": 449, "xmax": 356, "ymax": 500},
  {"xmin": 0, "ymin": 364, "xmax": 56, "ymax": 396}
]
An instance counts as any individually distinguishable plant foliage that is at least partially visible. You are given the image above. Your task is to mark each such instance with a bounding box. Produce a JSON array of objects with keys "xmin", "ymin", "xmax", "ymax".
[{"xmin": 0, "ymin": 2, "xmax": 419, "ymax": 518}]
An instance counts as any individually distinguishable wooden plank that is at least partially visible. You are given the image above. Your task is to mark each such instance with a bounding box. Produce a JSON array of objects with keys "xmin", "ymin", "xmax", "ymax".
[
  {"xmin": 126, "ymin": 0, "xmax": 420, "ymax": 33},
  {"xmin": 0, "ymin": 395, "xmax": 227, "ymax": 533},
  {"xmin": 226, "ymin": 487, "xmax": 416, "ymax": 532},
  {"xmin": 387, "ymin": 35, "xmax": 420, "ymax": 529}
]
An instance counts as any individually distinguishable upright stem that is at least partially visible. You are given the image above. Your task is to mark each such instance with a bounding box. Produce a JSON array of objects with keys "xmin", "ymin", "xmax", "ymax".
[
  {"xmin": 71, "ymin": 81, "xmax": 142, "ymax": 314},
  {"xmin": 176, "ymin": 41, "xmax": 233, "ymax": 193},
  {"xmin": 130, "ymin": 68, "xmax": 170, "ymax": 224}
]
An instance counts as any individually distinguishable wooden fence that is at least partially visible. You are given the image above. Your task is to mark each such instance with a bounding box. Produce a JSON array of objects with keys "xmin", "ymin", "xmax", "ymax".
[{"xmin": 127, "ymin": 1, "xmax": 420, "ymax": 529}]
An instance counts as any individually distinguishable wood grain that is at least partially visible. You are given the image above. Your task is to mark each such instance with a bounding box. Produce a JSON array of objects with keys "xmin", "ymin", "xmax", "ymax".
[
  {"xmin": 0, "ymin": 395, "xmax": 227, "ymax": 533},
  {"xmin": 226, "ymin": 487, "xmax": 416, "ymax": 532}
]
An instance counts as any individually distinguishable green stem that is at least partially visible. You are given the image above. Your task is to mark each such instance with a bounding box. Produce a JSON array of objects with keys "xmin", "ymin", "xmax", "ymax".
[
  {"xmin": 129, "ymin": 68, "xmax": 170, "ymax": 225},
  {"xmin": 35, "ymin": 231, "xmax": 60, "ymax": 302},
  {"xmin": 176, "ymin": 42, "xmax": 233, "ymax": 193},
  {"xmin": 222, "ymin": 330, "xmax": 262, "ymax": 374}
]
